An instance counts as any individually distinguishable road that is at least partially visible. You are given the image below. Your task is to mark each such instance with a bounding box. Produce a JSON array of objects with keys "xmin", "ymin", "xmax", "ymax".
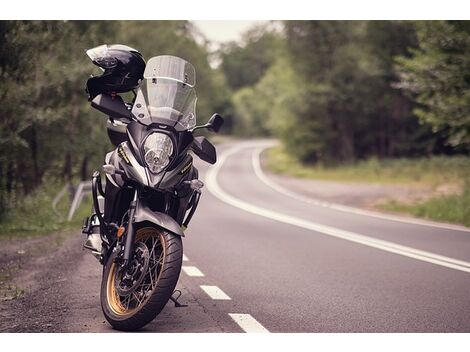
[
  {"xmin": 183, "ymin": 140, "xmax": 470, "ymax": 332},
  {"xmin": 3, "ymin": 139, "xmax": 470, "ymax": 333}
]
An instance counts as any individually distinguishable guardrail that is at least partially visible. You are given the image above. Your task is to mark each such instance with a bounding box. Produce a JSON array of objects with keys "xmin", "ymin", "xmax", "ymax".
[
  {"xmin": 52, "ymin": 181, "xmax": 93, "ymax": 222},
  {"xmin": 67, "ymin": 181, "xmax": 92, "ymax": 221}
]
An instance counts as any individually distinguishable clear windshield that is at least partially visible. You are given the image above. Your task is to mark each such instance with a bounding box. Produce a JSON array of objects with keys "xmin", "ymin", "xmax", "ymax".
[{"xmin": 132, "ymin": 56, "xmax": 197, "ymax": 129}]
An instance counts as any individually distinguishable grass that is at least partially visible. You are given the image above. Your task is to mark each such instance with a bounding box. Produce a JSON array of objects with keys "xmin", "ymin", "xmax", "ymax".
[
  {"xmin": 378, "ymin": 188, "xmax": 470, "ymax": 227},
  {"xmin": 265, "ymin": 145, "xmax": 470, "ymax": 227},
  {"xmin": 0, "ymin": 180, "xmax": 92, "ymax": 239},
  {"xmin": 0, "ymin": 181, "xmax": 92, "ymax": 301},
  {"xmin": 265, "ymin": 145, "xmax": 470, "ymax": 187}
]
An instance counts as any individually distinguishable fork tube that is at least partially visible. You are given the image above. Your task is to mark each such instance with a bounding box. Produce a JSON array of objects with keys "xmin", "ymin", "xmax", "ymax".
[{"xmin": 122, "ymin": 189, "xmax": 138, "ymax": 267}]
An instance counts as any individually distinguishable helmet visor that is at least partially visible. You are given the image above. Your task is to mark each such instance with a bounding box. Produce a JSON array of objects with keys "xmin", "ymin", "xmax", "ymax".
[{"xmin": 86, "ymin": 44, "xmax": 140, "ymax": 70}]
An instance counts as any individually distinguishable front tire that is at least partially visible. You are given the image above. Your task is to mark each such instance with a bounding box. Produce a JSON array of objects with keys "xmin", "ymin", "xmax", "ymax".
[{"xmin": 100, "ymin": 227, "xmax": 183, "ymax": 331}]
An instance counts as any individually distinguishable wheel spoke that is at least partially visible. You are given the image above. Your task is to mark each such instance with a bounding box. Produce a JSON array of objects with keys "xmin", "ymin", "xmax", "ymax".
[
  {"xmin": 148, "ymin": 261, "xmax": 155, "ymax": 289},
  {"xmin": 121, "ymin": 294, "xmax": 131, "ymax": 310},
  {"xmin": 132, "ymin": 292, "xmax": 143, "ymax": 306},
  {"xmin": 108, "ymin": 230, "xmax": 168, "ymax": 316}
]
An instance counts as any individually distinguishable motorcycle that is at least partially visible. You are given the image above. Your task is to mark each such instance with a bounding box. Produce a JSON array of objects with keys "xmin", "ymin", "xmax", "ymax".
[{"xmin": 82, "ymin": 51, "xmax": 223, "ymax": 331}]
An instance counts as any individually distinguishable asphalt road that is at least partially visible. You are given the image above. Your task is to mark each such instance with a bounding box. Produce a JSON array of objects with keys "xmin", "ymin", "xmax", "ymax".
[
  {"xmin": 183, "ymin": 140, "xmax": 470, "ymax": 332},
  {"xmin": 5, "ymin": 139, "xmax": 469, "ymax": 333}
]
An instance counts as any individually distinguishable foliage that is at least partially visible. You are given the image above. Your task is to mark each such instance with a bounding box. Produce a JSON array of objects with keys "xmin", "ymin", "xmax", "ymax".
[
  {"xmin": 379, "ymin": 184, "xmax": 470, "ymax": 227},
  {"xmin": 265, "ymin": 146, "xmax": 470, "ymax": 227},
  {"xmin": 219, "ymin": 24, "xmax": 281, "ymax": 91},
  {"xmin": 0, "ymin": 20, "xmax": 225, "ymax": 219},
  {"xmin": 265, "ymin": 145, "xmax": 470, "ymax": 186},
  {"xmin": 0, "ymin": 179, "xmax": 92, "ymax": 238},
  {"xmin": 277, "ymin": 21, "xmax": 437, "ymax": 163},
  {"xmin": 217, "ymin": 24, "xmax": 282, "ymax": 135},
  {"xmin": 2, "ymin": 20, "xmax": 470, "ymax": 230},
  {"xmin": 396, "ymin": 21, "xmax": 470, "ymax": 148},
  {"xmin": 227, "ymin": 21, "xmax": 469, "ymax": 163}
]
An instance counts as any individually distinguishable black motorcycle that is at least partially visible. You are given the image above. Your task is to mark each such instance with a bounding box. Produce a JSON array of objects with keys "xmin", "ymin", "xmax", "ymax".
[{"xmin": 82, "ymin": 46, "xmax": 223, "ymax": 331}]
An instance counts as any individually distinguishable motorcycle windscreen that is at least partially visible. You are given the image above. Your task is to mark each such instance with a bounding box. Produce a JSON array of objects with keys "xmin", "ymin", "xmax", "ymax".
[
  {"xmin": 144, "ymin": 55, "xmax": 196, "ymax": 86},
  {"xmin": 132, "ymin": 56, "xmax": 197, "ymax": 130}
]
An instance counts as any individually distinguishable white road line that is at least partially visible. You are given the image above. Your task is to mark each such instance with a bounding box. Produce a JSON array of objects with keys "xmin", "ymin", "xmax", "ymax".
[
  {"xmin": 252, "ymin": 147, "xmax": 470, "ymax": 233},
  {"xmin": 200, "ymin": 285, "xmax": 231, "ymax": 300},
  {"xmin": 229, "ymin": 313, "xmax": 270, "ymax": 333},
  {"xmin": 182, "ymin": 266, "xmax": 204, "ymax": 277},
  {"xmin": 182, "ymin": 254, "xmax": 189, "ymax": 262},
  {"xmin": 206, "ymin": 144, "xmax": 470, "ymax": 274}
]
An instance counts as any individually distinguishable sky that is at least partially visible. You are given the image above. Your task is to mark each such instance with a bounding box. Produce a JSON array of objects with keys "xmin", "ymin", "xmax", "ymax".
[{"xmin": 191, "ymin": 20, "xmax": 268, "ymax": 44}]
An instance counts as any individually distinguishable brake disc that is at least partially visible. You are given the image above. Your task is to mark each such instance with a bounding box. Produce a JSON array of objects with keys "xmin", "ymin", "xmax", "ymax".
[{"xmin": 115, "ymin": 242, "xmax": 150, "ymax": 296}]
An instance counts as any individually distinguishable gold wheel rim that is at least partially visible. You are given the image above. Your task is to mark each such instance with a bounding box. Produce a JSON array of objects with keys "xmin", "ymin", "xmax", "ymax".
[{"xmin": 106, "ymin": 228, "xmax": 165, "ymax": 317}]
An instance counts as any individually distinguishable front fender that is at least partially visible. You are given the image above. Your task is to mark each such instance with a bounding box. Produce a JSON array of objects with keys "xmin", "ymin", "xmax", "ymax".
[{"xmin": 133, "ymin": 201, "xmax": 184, "ymax": 237}]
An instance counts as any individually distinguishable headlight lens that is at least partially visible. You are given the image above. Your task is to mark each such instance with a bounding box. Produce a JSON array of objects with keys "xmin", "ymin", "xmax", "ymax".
[{"xmin": 143, "ymin": 132, "xmax": 174, "ymax": 174}]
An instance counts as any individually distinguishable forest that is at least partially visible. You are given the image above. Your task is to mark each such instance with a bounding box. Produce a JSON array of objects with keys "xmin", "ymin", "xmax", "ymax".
[{"xmin": 1, "ymin": 20, "xmax": 469, "ymax": 223}]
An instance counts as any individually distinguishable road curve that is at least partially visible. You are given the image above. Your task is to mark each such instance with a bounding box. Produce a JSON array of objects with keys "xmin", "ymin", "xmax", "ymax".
[
  {"xmin": 182, "ymin": 140, "xmax": 470, "ymax": 332},
  {"xmin": 4, "ymin": 139, "xmax": 469, "ymax": 333}
]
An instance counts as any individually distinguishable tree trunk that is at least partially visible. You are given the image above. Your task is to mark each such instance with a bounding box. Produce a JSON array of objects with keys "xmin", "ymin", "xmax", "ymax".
[
  {"xmin": 62, "ymin": 93, "xmax": 81, "ymax": 183},
  {"xmin": 62, "ymin": 151, "xmax": 72, "ymax": 183},
  {"xmin": 30, "ymin": 122, "xmax": 41, "ymax": 187},
  {"xmin": 6, "ymin": 161, "xmax": 14, "ymax": 194},
  {"xmin": 80, "ymin": 155, "xmax": 89, "ymax": 181}
]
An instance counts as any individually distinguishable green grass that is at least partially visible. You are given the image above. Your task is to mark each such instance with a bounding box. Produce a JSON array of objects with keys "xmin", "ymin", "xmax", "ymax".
[
  {"xmin": 379, "ymin": 188, "xmax": 470, "ymax": 227},
  {"xmin": 265, "ymin": 145, "xmax": 470, "ymax": 227},
  {"xmin": 265, "ymin": 145, "xmax": 470, "ymax": 187},
  {"xmin": 0, "ymin": 181, "xmax": 92, "ymax": 239}
]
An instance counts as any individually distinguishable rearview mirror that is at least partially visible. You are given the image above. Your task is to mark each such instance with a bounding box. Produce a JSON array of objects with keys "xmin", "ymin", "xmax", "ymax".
[
  {"xmin": 192, "ymin": 136, "xmax": 217, "ymax": 164},
  {"xmin": 191, "ymin": 113, "xmax": 224, "ymax": 133},
  {"xmin": 207, "ymin": 113, "xmax": 224, "ymax": 133}
]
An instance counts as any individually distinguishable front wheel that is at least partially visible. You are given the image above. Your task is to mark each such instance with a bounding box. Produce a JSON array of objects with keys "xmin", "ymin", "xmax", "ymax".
[{"xmin": 100, "ymin": 227, "xmax": 183, "ymax": 331}]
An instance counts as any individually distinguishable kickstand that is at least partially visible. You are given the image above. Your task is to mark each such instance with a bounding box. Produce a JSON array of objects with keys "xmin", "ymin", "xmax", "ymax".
[{"xmin": 170, "ymin": 289, "xmax": 188, "ymax": 308}]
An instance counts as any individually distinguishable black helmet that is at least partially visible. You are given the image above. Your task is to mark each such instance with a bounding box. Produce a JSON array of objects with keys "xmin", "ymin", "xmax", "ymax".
[{"xmin": 85, "ymin": 44, "xmax": 146, "ymax": 100}]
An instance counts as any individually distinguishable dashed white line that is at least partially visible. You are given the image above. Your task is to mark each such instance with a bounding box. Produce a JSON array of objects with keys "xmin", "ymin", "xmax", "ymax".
[
  {"xmin": 200, "ymin": 285, "xmax": 231, "ymax": 300},
  {"xmin": 229, "ymin": 313, "xmax": 270, "ymax": 333},
  {"xmin": 181, "ymin": 249, "xmax": 265, "ymax": 332},
  {"xmin": 182, "ymin": 266, "xmax": 204, "ymax": 277},
  {"xmin": 182, "ymin": 254, "xmax": 189, "ymax": 262},
  {"xmin": 206, "ymin": 144, "xmax": 470, "ymax": 274}
]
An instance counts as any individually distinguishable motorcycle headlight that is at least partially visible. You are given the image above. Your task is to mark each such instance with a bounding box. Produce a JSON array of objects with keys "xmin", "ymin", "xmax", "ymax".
[{"xmin": 143, "ymin": 132, "xmax": 174, "ymax": 174}]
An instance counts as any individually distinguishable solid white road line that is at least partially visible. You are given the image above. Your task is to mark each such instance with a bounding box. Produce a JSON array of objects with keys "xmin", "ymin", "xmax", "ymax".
[
  {"xmin": 182, "ymin": 266, "xmax": 205, "ymax": 277},
  {"xmin": 182, "ymin": 254, "xmax": 189, "ymax": 262},
  {"xmin": 228, "ymin": 313, "xmax": 270, "ymax": 333},
  {"xmin": 200, "ymin": 285, "xmax": 231, "ymax": 300},
  {"xmin": 206, "ymin": 144, "xmax": 470, "ymax": 274},
  {"xmin": 252, "ymin": 147, "xmax": 470, "ymax": 233}
]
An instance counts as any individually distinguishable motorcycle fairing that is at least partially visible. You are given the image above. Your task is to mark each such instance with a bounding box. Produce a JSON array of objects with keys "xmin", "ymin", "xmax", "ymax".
[{"xmin": 133, "ymin": 198, "xmax": 185, "ymax": 237}]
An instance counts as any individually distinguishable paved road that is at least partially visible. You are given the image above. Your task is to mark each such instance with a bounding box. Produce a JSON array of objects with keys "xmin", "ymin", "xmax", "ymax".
[
  {"xmin": 6, "ymin": 139, "xmax": 469, "ymax": 332},
  {"xmin": 182, "ymin": 140, "xmax": 470, "ymax": 332}
]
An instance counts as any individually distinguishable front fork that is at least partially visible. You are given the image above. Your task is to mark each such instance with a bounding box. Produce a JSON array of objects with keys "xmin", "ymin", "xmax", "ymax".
[{"xmin": 121, "ymin": 190, "xmax": 138, "ymax": 268}]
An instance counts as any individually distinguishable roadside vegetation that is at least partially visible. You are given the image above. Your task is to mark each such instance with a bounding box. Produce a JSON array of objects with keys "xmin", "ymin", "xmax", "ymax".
[
  {"xmin": 378, "ymin": 189, "xmax": 470, "ymax": 227},
  {"xmin": 0, "ymin": 21, "xmax": 228, "ymax": 237},
  {"xmin": 265, "ymin": 145, "xmax": 470, "ymax": 227},
  {"xmin": 224, "ymin": 21, "xmax": 470, "ymax": 227},
  {"xmin": 266, "ymin": 146, "xmax": 470, "ymax": 187},
  {"xmin": 0, "ymin": 180, "xmax": 91, "ymax": 239},
  {"xmin": 1, "ymin": 20, "xmax": 469, "ymax": 234}
]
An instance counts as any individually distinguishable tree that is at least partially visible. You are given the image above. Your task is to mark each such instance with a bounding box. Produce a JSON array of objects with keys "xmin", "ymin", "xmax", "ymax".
[
  {"xmin": 0, "ymin": 20, "xmax": 225, "ymax": 218},
  {"xmin": 219, "ymin": 24, "xmax": 281, "ymax": 91},
  {"xmin": 275, "ymin": 21, "xmax": 450, "ymax": 164},
  {"xmin": 396, "ymin": 21, "xmax": 470, "ymax": 148}
]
